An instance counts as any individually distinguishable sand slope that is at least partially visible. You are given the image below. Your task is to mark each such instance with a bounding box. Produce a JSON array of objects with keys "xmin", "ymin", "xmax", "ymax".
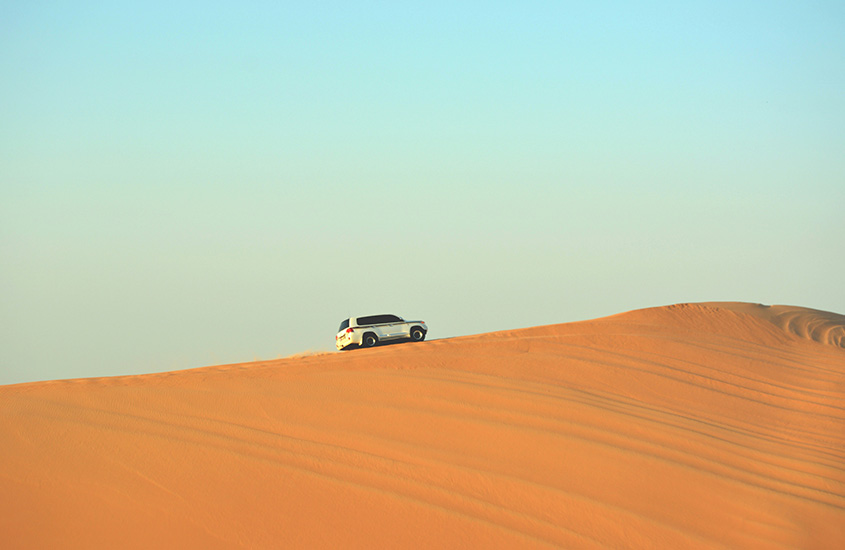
[{"xmin": 1, "ymin": 302, "xmax": 843, "ymax": 549}]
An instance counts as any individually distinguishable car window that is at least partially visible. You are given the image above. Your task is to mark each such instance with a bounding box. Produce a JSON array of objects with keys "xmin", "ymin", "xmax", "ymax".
[
  {"xmin": 357, "ymin": 315, "xmax": 379, "ymax": 326},
  {"xmin": 338, "ymin": 319, "xmax": 349, "ymax": 332},
  {"xmin": 356, "ymin": 314, "xmax": 402, "ymax": 326}
]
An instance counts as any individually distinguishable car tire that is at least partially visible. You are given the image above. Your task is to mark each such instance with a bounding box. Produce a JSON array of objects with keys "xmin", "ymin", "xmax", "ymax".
[
  {"xmin": 410, "ymin": 327, "xmax": 426, "ymax": 342},
  {"xmin": 362, "ymin": 333, "xmax": 378, "ymax": 348}
]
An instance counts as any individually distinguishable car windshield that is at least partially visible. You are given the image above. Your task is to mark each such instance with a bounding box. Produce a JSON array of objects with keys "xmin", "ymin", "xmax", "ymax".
[{"xmin": 338, "ymin": 319, "xmax": 349, "ymax": 332}]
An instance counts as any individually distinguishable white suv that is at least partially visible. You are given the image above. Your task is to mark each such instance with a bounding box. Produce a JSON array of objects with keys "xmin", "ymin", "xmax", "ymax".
[{"xmin": 336, "ymin": 314, "xmax": 428, "ymax": 350}]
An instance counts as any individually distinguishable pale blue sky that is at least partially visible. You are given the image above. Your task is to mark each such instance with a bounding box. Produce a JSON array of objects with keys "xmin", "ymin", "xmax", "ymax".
[{"xmin": 2, "ymin": 1, "xmax": 843, "ymax": 385}]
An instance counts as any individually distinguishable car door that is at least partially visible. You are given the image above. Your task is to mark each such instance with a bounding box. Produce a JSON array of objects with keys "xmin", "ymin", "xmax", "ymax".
[
  {"xmin": 382, "ymin": 315, "xmax": 408, "ymax": 339},
  {"xmin": 375, "ymin": 315, "xmax": 397, "ymax": 340},
  {"xmin": 358, "ymin": 315, "xmax": 393, "ymax": 341}
]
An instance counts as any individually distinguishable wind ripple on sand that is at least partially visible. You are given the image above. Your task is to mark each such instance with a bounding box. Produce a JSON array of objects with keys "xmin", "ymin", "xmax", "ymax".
[
  {"xmin": 770, "ymin": 307, "xmax": 845, "ymax": 348},
  {"xmin": 1, "ymin": 302, "xmax": 843, "ymax": 549}
]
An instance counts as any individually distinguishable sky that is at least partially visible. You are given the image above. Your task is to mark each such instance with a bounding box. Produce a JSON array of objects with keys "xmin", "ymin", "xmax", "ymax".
[{"xmin": 2, "ymin": 1, "xmax": 843, "ymax": 385}]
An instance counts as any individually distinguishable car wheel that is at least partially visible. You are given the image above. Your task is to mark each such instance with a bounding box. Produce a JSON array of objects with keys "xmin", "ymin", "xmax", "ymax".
[
  {"xmin": 410, "ymin": 328, "xmax": 425, "ymax": 342},
  {"xmin": 362, "ymin": 333, "xmax": 378, "ymax": 348}
]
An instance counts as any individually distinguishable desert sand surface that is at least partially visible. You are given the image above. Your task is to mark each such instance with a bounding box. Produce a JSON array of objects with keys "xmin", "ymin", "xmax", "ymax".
[{"xmin": 1, "ymin": 302, "xmax": 844, "ymax": 549}]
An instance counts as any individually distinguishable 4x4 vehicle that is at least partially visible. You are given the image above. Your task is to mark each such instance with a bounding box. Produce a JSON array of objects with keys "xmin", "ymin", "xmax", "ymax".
[{"xmin": 336, "ymin": 314, "xmax": 427, "ymax": 350}]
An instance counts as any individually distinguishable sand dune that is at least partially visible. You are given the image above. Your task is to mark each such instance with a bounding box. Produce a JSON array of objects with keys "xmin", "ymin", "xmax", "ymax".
[{"xmin": 2, "ymin": 302, "xmax": 843, "ymax": 549}]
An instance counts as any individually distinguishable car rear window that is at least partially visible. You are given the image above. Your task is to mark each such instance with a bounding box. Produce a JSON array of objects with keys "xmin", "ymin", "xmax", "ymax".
[{"xmin": 338, "ymin": 319, "xmax": 350, "ymax": 332}]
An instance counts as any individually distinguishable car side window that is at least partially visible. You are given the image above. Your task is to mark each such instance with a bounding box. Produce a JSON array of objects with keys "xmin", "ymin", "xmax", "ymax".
[{"xmin": 355, "ymin": 314, "xmax": 403, "ymax": 326}]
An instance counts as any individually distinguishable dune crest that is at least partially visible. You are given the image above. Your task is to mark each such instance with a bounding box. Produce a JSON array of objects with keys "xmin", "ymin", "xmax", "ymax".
[
  {"xmin": 610, "ymin": 301, "xmax": 845, "ymax": 349},
  {"xmin": 1, "ymin": 302, "xmax": 843, "ymax": 549}
]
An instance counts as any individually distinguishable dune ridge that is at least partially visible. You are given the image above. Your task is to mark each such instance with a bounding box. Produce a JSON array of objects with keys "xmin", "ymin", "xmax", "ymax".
[{"xmin": 1, "ymin": 302, "xmax": 843, "ymax": 549}]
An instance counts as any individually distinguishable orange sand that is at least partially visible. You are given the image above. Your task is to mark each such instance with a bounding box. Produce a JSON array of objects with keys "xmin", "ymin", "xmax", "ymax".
[{"xmin": 1, "ymin": 302, "xmax": 843, "ymax": 549}]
